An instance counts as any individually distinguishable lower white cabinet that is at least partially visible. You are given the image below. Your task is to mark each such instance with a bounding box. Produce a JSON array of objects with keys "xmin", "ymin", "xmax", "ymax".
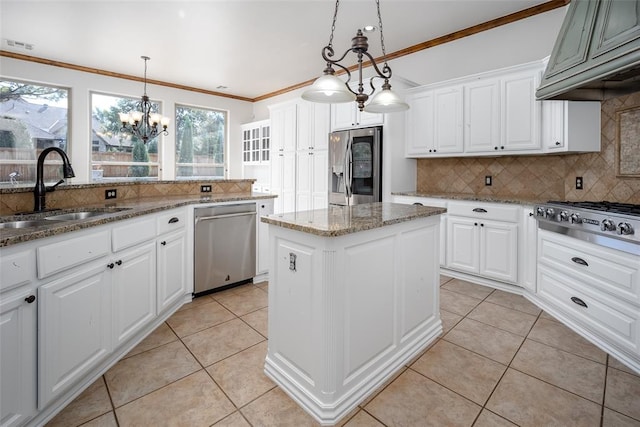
[
  {"xmin": 112, "ymin": 242, "xmax": 157, "ymax": 347},
  {"xmin": 257, "ymin": 199, "xmax": 275, "ymax": 275},
  {"xmin": 38, "ymin": 261, "xmax": 112, "ymax": 408},
  {"xmin": 520, "ymin": 206, "xmax": 538, "ymax": 292},
  {"xmin": 446, "ymin": 201, "xmax": 519, "ymax": 284},
  {"xmin": 157, "ymin": 230, "xmax": 187, "ymax": 312},
  {"xmin": 0, "ymin": 285, "xmax": 37, "ymax": 427}
]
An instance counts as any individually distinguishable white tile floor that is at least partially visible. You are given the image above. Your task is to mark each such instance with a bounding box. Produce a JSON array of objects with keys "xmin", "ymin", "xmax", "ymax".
[{"xmin": 46, "ymin": 277, "xmax": 640, "ymax": 427}]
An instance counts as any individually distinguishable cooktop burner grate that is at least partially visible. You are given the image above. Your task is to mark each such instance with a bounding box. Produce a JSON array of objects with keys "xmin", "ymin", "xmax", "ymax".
[{"xmin": 547, "ymin": 201, "xmax": 640, "ymax": 216}]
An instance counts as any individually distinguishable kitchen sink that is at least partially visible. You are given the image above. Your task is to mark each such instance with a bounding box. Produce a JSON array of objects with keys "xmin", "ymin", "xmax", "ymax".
[
  {"xmin": 44, "ymin": 208, "xmax": 131, "ymax": 221},
  {"xmin": 0, "ymin": 219, "xmax": 54, "ymax": 229}
]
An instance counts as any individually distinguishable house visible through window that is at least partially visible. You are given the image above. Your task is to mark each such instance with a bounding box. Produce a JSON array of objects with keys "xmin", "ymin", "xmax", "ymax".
[
  {"xmin": 0, "ymin": 79, "xmax": 69, "ymax": 185},
  {"xmin": 91, "ymin": 92, "xmax": 160, "ymax": 181},
  {"xmin": 176, "ymin": 104, "xmax": 226, "ymax": 179}
]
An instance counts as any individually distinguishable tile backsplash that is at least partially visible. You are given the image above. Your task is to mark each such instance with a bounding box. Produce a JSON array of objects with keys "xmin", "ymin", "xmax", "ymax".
[{"xmin": 417, "ymin": 92, "xmax": 640, "ymax": 204}]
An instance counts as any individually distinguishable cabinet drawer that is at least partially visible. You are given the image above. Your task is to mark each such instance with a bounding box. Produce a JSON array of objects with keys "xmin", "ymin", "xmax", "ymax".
[
  {"xmin": 538, "ymin": 230, "xmax": 640, "ymax": 305},
  {"xmin": 37, "ymin": 230, "xmax": 110, "ymax": 279},
  {"xmin": 447, "ymin": 201, "xmax": 520, "ymax": 222},
  {"xmin": 538, "ymin": 265, "xmax": 639, "ymax": 354},
  {"xmin": 112, "ymin": 217, "xmax": 156, "ymax": 252},
  {"xmin": 393, "ymin": 196, "xmax": 447, "ymax": 209},
  {"xmin": 157, "ymin": 209, "xmax": 186, "ymax": 235},
  {"xmin": 0, "ymin": 248, "xmax": 34, "ymax": 291}
]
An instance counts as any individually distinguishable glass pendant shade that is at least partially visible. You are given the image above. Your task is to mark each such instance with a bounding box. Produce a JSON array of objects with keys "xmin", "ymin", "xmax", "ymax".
[
  {"xmin": 364, "ymin": 85, "xmax": 409, "ymax": 113},
  {"xmin": 302, "ymin": 73, "xmax": 356, "ymax": 103}
]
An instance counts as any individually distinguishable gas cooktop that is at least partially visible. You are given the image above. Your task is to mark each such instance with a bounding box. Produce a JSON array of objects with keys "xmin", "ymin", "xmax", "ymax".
[{"xmin": 546, "ymin": 201, "xmax": 640, "ymax": 217}]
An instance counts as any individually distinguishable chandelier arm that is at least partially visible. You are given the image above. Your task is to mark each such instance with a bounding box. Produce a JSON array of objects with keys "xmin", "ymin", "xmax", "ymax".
[
  {"xmin": 359, "ymin": 50, "xmax": 392, "ymax": 80},
  {"xmin": 321, "ymin": 46, "xmax": 352, "ymax": 66}
]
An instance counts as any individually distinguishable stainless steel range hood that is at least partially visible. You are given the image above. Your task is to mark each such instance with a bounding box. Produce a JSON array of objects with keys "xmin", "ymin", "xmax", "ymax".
[{"xmin": 536, "ymin": 0, "xmax": 640, "ymax": 101}]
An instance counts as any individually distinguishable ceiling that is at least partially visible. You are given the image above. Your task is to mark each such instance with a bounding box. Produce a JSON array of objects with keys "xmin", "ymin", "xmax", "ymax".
[{"xmin": 1, "ymin": 0, "xmax": 556, "ymax": 100}]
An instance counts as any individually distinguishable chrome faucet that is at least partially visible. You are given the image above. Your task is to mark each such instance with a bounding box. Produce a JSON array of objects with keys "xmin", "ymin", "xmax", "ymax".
[{"xmin": 34, "ymin": 147, "xmax": 75, "ymax": 212}]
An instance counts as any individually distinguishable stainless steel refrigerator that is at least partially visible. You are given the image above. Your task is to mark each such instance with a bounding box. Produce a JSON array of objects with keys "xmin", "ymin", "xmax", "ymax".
[{"xmin": 328, "ymin": 126, "xmax": 382, "ymax": 206}]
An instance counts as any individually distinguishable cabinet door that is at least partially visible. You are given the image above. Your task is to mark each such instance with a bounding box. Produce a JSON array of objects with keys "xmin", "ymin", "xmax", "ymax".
[
  {"xmin": 157, "ymin": 231, "xmax": 187, "ymax": 313},
  {"xmin": 280, "ymin": 151, "xmax": 296, "ymax": 214},
  {"xmin": 296, "ymin": 151, "xmax": 313, "ymax": 212},
  {"xmin": 112, "ymin": 242, "xmax": 156, "ymax": 346},
  {"xmin": 271, "ymin": 103, "xmax": 297, "ymax": 152},
  {"xmin": 446, "ymin": 216, "xmax": 479, "ymax": 273},
  {"xmin": 405, "ymin": 91, "xmax": 435, "ymax": 155},
  {"xmin": 39, "ymin": 262, "xmax": 112, "ymax": 407},
  {"xmin": 521, "ymin": 207, "xmax": 537, "ymax": 292},
  {"xmin": 257, "ymin": 199, "xmax": 275, "ymax": 274},
  {"xmin": 434, "ymin": 87, "xmax": 463, "ymax": 153},
  {"xmin": 260, "ymin": 124, "xmax": 271, "ymax": 162},
  {"xmin": 480, "ymin": 220, "xmax": 518, "ymax": 283},
  {"xmin": 502, "ymin": 71, "xmax": 541, "ymax": 151},
  {"xmin": 311, "ymin": 150, "xmax": 328, "ymax": 210},
  {"xmin": 464, "ymin": 79, "xmax": 500, "ymax": 153},
  {"xmin": 331, "ymin": 103, "xmax": 357, "ymax": 130},
  {"xmin": 242, "ymin": 127, "xmax": 252, "ymax": 163},
  {"xmin": 358, "ymin": 109, "xmax": 384, "ymax": 127},
  {"xmin": 542, "ymin": 100, "xmax": 566, "ymax": 150},
  {"xmin": 0, "ymin": 288, "xmax": 37, "ymax": 427}
]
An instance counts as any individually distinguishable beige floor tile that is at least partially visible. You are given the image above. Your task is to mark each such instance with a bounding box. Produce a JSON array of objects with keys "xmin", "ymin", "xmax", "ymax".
[
  {"xmin": 79, "ymin": 411, "xmax": 117, "ymax": 427},
  {"xmin": 175, "ymin": 294, "xmax": 215, "ymax": 312},
  {"xmin": 241, "ymin": 306, "xmax": 269, "ymax": 338},
  {"xmin": 539, "ymin": 310, "xmax": 561, "ymax": 322},
  {"xmin": 605, "ymin": 366, "xmax": 640, "ymax": 421},
  {"xmin": 104, "ymin": 340, "xmax": 200, "ymax": 407},
  {"xmin": 241, "ymin": 387, "xmax": 321, "ymax": 426},
  {"xmin": 212, "ymin": 411, "xmax": 251, "ymax": 427},
  {"xmin": 166, "ymin": 300, "xmax": 236, "ymax": 338},
  {"xmin": 511, "ymin": 339, "xmax": 606, "ymax": 403},
  {"xmin": 439, "ymin": 275, "xmax": 453, "ymax": 286},
  {"xmin": 440, "ymin": 309, "xmax": 463, "ymax": 334},
  {"xmin": 411, "ymin": 340, "xmax": 506, "ymax": 405},
  {"xmin": 365, "ymin": 369, "xmax": 481, "ymax": 427},
  {"xmin": 206, "ymin": 341, "xmax": 275, "ymax": 407},
  {"xmin": 467, "ymin": 301, "xmax": 537, "ymax": 337},
  {"xmin": 485, "ymin": 290, "xmax": 542, "ymax": 316},
  {"xmin": 115, "ymin": 370, "xmax": 235, "ymax": 427},
  {"xmin": 473, "ymin": 409, "xmax": 518, "ymax": 427},
  {"xmin": 442, "ymin": 278, "xmax": 494, "ymax": 300},
  {"xmin": 124, "ymin": 322, "xmax": 178, "ymax": 359},
  {"xmin": 528, "ymin": 318, "xmax": 607, "ymax": 363},
  {"xmin": 45, "ymin": 377, "xmax": 112, "ymax": 427},
  {"xmin": 444, "ymin": 318, "xmax": 524, "ymax": 365},
  {"xmin": 487, "ymin": 368, "xmax": 601, "ymax": 427},
  {"xmin": 602, "ymin": 408, "xmax": 640, "ymax": 427},
  {"xmin": 182, "ymin": 318, "xmax": 265, "ymax": 367},
  {"xmin": 358, "ymin": 366, "xmax": 408, "ymax": 408},
  {"xmin": 439, "ymin": 288, "xmax": 482, "ymax": 316},
  {"xmin": 343, "ymin": 410, "xmax": 385, "ymax": 426},
  {"xmin": 211, "ymin": 283, "xmax": 257, "ymax": 299},
  {"xmin": 215, "ymin": 287, "xmax": 269, "ymax": 317},
  {"xmin": 609, "ymin": 356, "xmax": 640, "ymax": 377},
  {"xmin": 255, "ymin": 281, "xmax": 269, "ymax": 291}
]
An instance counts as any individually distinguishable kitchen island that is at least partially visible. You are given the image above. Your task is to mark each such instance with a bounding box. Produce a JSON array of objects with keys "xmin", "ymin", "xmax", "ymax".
[{"xmin": 261, "ymin": 202, "xmax": 445, "ymax": 425}]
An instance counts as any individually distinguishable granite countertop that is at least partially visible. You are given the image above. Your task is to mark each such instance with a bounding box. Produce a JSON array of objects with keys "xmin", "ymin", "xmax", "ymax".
[
  {"xmin": 392, "ymin": 192, "xmax": 545, "ymax": 206},
  {"xmin": 0, "ymin": 193, "xmax": 275, "ymax": 247},
  {"xmin": 261, "ymin": 202, "xmax": 446, "ymax": 237}
]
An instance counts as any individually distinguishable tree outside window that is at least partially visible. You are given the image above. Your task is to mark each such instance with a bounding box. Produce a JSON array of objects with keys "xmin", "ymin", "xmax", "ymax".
[
  {"xmin": 175, "ymin": 105, "xmax": 225, "ymax": 179},
  {"xmin": 91, "ymin": 93, "xmax": 160, "ymax": 181},
  {"xmin": 0, "ymin": 79, "xmax": 69, "ymax": 185}
]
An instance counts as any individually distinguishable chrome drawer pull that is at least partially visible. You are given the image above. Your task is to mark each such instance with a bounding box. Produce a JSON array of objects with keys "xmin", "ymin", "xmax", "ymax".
[
  {"xmin": 571, "ymin": 257, "xmax": 589, "ymax": 266},
  {"xmin": 472, "ymin": 208, "xmax": 487, "ymax": 213},
  {"xmin": 571, "ymin": 297, "xmax": 588, "ymax": 308}
]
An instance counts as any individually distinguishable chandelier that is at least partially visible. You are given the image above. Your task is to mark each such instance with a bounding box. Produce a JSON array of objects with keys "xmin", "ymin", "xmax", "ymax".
[
  {"xmin": 119, "ymin": 56, "xmax": 170, "ymax": 144},
  {"xmin": 301, "ymin": 0, "xmax": 408, "ymax": 113}
]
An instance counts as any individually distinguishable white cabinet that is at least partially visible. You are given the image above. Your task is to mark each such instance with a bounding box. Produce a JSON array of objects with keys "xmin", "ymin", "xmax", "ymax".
[
  {"xmin": 271, "ymin": 103, "xmax": 297, "ymax": 153},
  {"xmin": 464, "ymin": 78, "xmax": 500, "ymax": 153},
  {"xmin": 271, "ymin": 150, "xmax": 296, "ymax": 214},
  {"xmin": 112, "ymin": 242, "xmax": 156, "ymax": 347},
  {"xmin": 542, "ymin": 101, "xmax": 601, "ymax": 152},
  {"xmin": 434, "ymin": 86, "xmax": 464, "ymax": 153},
  {"xmin": 405, "ymin": 91, "xmax": 435, "ymax": 155},
  {"xmin": 0, "ymin": 284, "xmax": 37, "ymax": 426},
  {"xmin": 330, "ymin": 99, "xmax": 383, "ymax": 130},
  {"xmin": 296, "ymin": 149, "xmax": 328, "ymax": 212},
  {"xmin": 500, "ymin": 69, "xmax": 541, "ymax": 152},
  {"xmin": 257, "ymin": 199, "xmax": 275, "ymax": 275},
  {"xmin": 157, "ymin": 231, "xmax": 187, "ymax": 312},
  {"xmin": 242, "ymin": 120, "xmax": 270, "ymax": 164},
  {"xmin": 446, "ymin": 201, "xmax": 520, "ymax": 284},
  {"xmin": 39, "ymin": 261, "xmax": 112, "ymax": 407},
  {"xmin": 520, "ymin": 206, "xmax": 538, "ymax": 293}
]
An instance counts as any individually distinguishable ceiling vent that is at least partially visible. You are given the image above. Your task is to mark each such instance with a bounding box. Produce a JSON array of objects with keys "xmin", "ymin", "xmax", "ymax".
[{"xmin": 5, "ymin": 39, "xmax": 34, "ymax": 51}]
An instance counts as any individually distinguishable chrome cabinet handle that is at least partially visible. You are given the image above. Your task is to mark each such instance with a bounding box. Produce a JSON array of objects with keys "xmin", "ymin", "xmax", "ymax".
[
  {"xmin": 571, "ymin": 296, "xmax": 588, "ymax": 308},
  {"xmin": 571, "ymin": 257, "xmax": 588, "ymax": 267}
]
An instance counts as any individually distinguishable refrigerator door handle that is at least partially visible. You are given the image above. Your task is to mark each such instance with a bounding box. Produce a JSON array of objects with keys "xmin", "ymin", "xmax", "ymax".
[{"xmin": 344, "ymin": 141, "xmax": 352, "ymax": 198}]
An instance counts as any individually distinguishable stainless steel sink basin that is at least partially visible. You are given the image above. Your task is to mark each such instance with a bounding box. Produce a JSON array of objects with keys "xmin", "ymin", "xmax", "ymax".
[
  {"xmin": 0, "ymin": 220, "xmax": 53, "ymax": 229},
  {"xmin": 44, "ymin": 208, "xmax": 130, "ymax": 221}
]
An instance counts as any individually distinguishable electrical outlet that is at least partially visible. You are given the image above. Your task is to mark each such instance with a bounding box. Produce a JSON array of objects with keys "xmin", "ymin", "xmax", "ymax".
[
  {"xmin": 485, "ymin": 176, "xmax": 492, "ymax": 186},
  {"xmin": 105, "ymin": 189, "xmax": 117, "ymax": 199},
  {"xmin": 576, "ymin": 177, "xmax": 583, "ymax": 190},
  {"xmin": 201, "ymin": 185, "xmax": 212, "ymax": 193}
]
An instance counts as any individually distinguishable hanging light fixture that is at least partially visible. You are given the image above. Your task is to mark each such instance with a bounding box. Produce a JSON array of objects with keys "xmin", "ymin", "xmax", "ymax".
[
  {"xmin": 118, "ymin": 56, "xmax": 170, "ymax": 144},
  {"xmin": 302, "ymin": 0, "xmax": 408, "ymax": 113}
]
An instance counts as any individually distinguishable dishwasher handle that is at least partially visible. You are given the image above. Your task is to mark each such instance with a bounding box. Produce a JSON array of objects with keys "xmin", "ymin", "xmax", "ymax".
[{"xmin": 195, "ymin": 211, "xmax": 257, "ymax": 223}]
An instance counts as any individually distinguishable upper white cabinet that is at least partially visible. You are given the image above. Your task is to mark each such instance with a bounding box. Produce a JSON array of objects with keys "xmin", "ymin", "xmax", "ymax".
[
  {"xmin": 242, "ymin": 120, "xmax": 270, "ymax": 165},
  {"xmin": 405, "ymin": 58, "xmax": 601, "ymax": 158},
  {"xmin": 331, "ymin": 92, "xmax": 384, "ymax": 130}
]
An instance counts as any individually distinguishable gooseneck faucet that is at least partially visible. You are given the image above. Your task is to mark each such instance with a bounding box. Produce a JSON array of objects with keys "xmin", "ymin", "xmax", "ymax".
[{"xmin": 34, "ymin": 147, "xmax": 75, "ymax": 212}]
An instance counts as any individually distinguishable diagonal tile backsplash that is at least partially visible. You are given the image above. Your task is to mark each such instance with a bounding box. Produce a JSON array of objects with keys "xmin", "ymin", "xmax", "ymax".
[{"xmin": 417, "ymin": 92, "xmax": 640, "ymax": 204}]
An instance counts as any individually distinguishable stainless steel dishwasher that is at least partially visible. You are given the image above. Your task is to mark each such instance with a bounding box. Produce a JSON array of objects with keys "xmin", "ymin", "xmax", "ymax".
[{"xmin": 194, "ymin": 203, "xmax": 256, "ymax": 294}]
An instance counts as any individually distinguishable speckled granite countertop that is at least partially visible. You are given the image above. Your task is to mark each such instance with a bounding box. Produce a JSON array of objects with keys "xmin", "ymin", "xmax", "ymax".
[
  {"xmin": 392, "ymin": 192, "xmax": 545, "ymax": 206},
  {"xmin": 261, "ymin": 202, "xmax": 446, "ymax": 237},
  {"xmin": 0, "ymin": 193, "xmax": 275, "ymax": 247}
]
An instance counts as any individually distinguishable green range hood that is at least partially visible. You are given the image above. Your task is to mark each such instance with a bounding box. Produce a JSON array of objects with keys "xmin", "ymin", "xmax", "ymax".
[{"xmin": 537, "ymin": 0, "xmax": 640, "ymax": 101}]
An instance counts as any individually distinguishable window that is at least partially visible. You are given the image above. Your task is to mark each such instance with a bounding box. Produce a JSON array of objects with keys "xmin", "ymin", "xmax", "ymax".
[
  {"xmin": 91, "ymin": 92, "xmax": 160, "ymax": 181},
  {"xmin": 0, "ymin": 79, "xmax": 69, "ymax": 185},
  {"xmin": 175, "ymin": 104, "xmax": 225, "ymax": 179}
]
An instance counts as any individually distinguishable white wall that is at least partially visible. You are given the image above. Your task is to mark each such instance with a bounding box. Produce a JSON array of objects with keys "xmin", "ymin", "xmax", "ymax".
[{"xmin": 0, "ymin": 57, "xmax": 254, "ymax": 183}]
